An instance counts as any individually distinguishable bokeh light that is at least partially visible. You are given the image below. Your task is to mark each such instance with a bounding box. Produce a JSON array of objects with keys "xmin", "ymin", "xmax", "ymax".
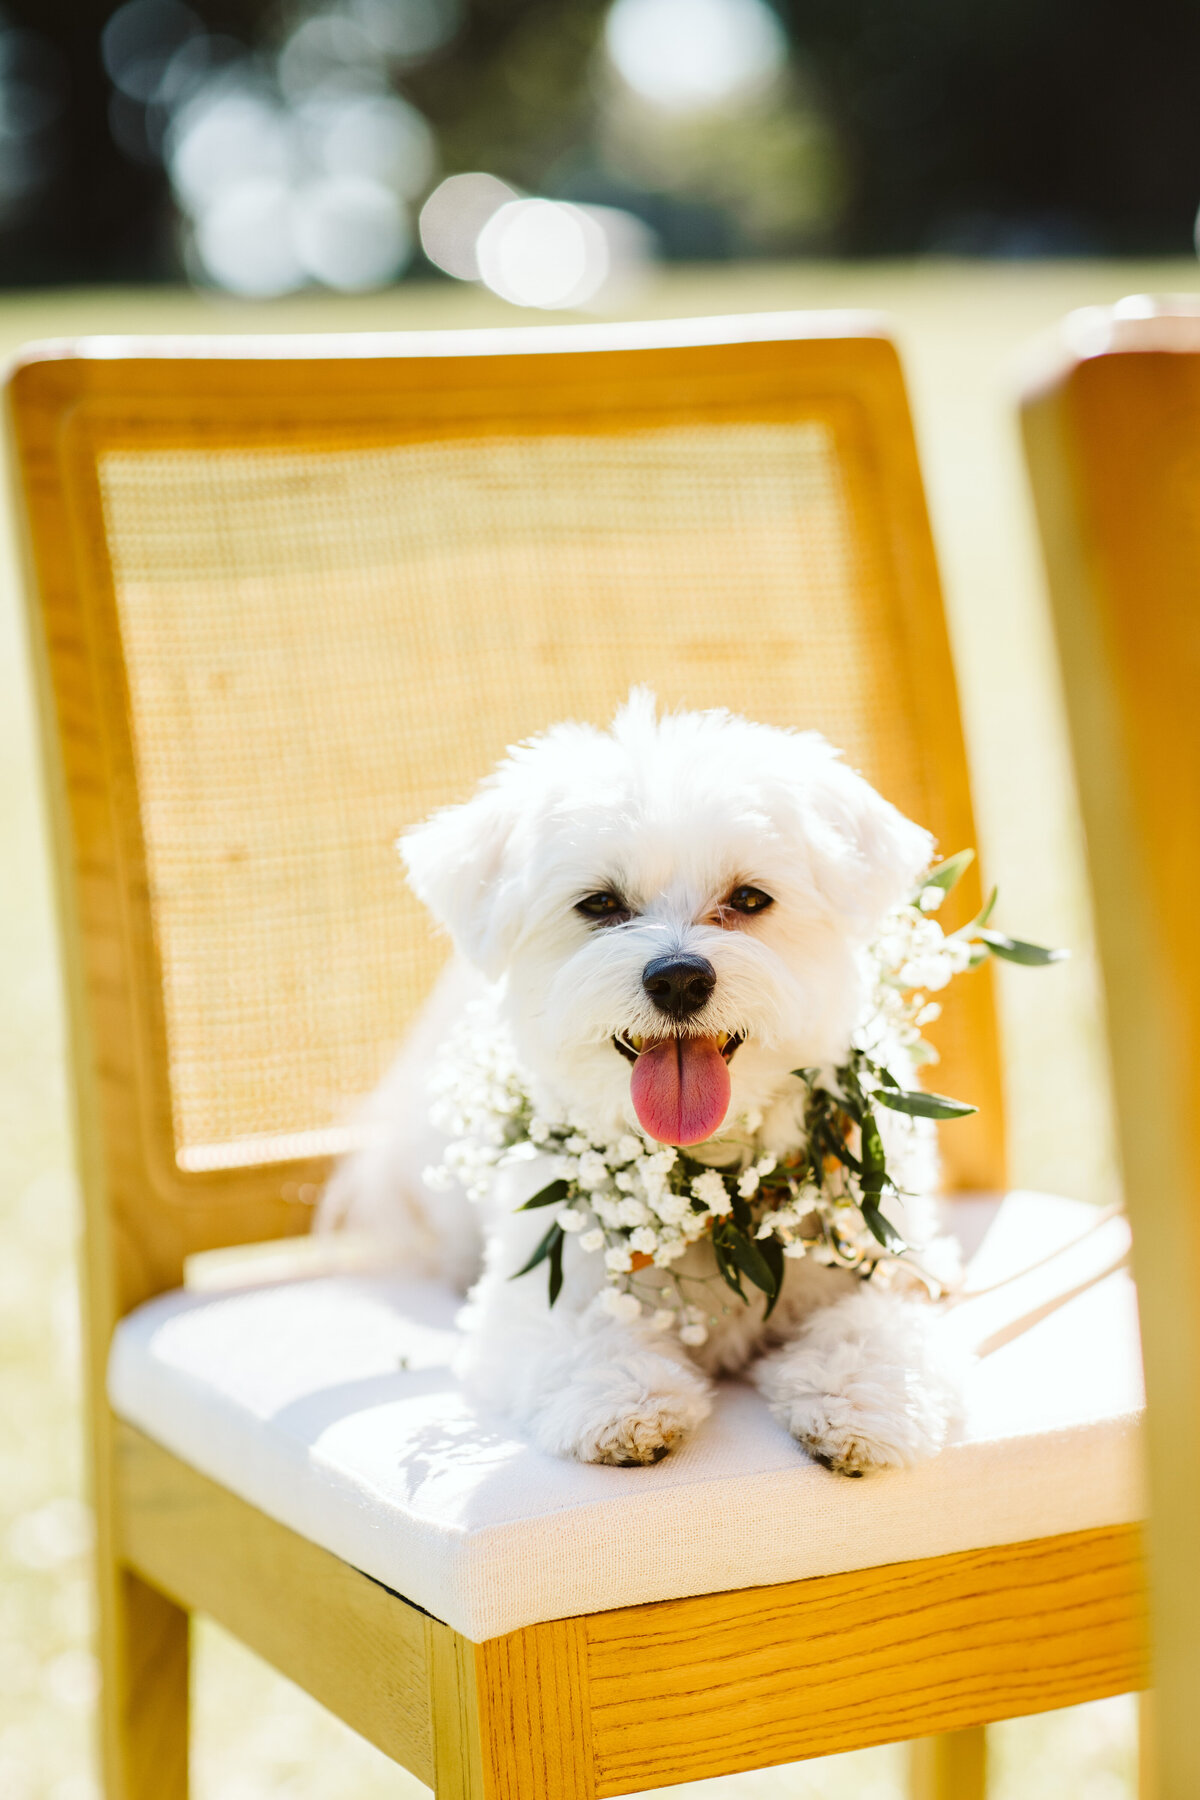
[
  {"xmin": 604, "ymin": 0, "xmax": 788, "ymax": 113},
  {"xmin": 348, "ymin": 0, "xmax": 464, "ymax": 64},
  {"xmin": 193, "ymin": 176, "xmax": 304, "ymax": 298},
  {"xmin": 298, "ymin": 91, "xmax": 435, "ymax": 197},
  {"xmin": 475, "ymin": 198, "xmax": 609, "ymax": 309},
  {"xmin": 277, "ymin": 11, "xmax": 383, "ymax": 105},
  {"xmin": 291, "ymin": 173, "xmax": 412, "ymax": 290},
  {"xmin": 99, "ymin": 2, "xmax": 449, "ymax": 296},
  {"xmin": 418, "ymin": 171, "xmax": 518, "ymax": 279},
  {"xmin": 420, "ymin": 173, "xmax": 654, "ymax": 310},
  {"xmin": 0, "ymin": 26, "xmax": 68, "ymax": 221},
  {"xmin": 101, "ymin": 0, "xmax": 202, "ymax": 103}
]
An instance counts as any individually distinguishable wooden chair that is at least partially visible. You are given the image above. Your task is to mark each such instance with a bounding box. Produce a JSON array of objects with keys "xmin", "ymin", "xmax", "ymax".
[
  {"xmin": 7, "ymin": 315, "xmax": 1145, "ymax": 1800},
  {"xmin": 1022, "ymin": 295, "xmax": 1200, "ymax": 1799}
]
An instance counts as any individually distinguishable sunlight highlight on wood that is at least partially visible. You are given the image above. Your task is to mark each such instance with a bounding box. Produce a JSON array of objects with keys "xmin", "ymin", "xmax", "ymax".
[{"xmin": 1022, "ymin": 297, "xmax": 1200, "ymax": 1800}]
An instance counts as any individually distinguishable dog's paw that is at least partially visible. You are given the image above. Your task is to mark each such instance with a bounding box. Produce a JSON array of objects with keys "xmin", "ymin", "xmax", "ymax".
[
  {"xmin": 778, "ymin": 1391, "xmax": 946, "ymax": 1477},
  {"xmin": 753, "ymin": 1291, "xmax": 965, "ymax": 1477},
  {"xmin": 578, "ymin": 1395, "xmax": 703, "ymax": 1467},
  {"xmin": 531, "ymin": 1352, "xmax": 713, "ymax": 1466}
]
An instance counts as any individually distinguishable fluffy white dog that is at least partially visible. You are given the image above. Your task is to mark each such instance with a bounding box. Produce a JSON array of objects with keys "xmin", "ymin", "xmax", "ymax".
[{"xmin": 323, "ymin": 693, "xmax": 966, "ymax": 1474}]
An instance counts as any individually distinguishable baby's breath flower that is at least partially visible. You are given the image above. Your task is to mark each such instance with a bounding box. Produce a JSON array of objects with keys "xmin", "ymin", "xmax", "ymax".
[
  {"xmin": 615, "ymin": 1135, "xmax": 643, "ymax": 1164},
  {"xmin": 617, "ymin": 1197, "xmax": 650, "ymax": 1227},
  {"xmin": 679, "ymin": 1322, "xmax": 708, "ymax": 1347},
  {"xmin": 579, "ymin": 1228, "xmax": 604, "ymax": 1254},
  {"xmin": 599, "ymin": 1288, "xmax": 641, "ymax": 1323},
  {"xmin": 653, "ymin": 1238, "xmax": 687, "ymax": 1265},
  {"xmin": 653, "ymin": 1189, "xmax": 689, "ymax": 1223},
  {"xmin": 629, "ymin": 1226, "xmax": 658, "ymax": 1255},
  {"xmin": 565, "ymin": 1135, "xmax": 589, "ymax": 1155},
  {"xmin": 556, "ymin": 1207, "xmax": 586, "ymax": 1233},
  {"xmin": 605, "ymin": 1245, "xmax": 633, "ymax": 1273},
  {"xmin": 737, "ymin": 1168, "xmax": 759, "ymax": 1198},
  {"xmin": 650, "ymin": 1308, "xmax": 677, "ymax": 1332},
  {"xmin": 691, "ymin": 1169, "xmax": 729, "ymax": 1213},
  {"xmin": 576, "ymin": 1150, "xmax": 610, "ymax": 1190}
]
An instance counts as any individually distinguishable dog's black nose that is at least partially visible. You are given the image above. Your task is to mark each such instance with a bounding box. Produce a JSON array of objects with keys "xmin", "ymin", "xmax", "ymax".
[{"xmin": 642, "ymin": 953, "xmax": 716, "ymax": 1019}]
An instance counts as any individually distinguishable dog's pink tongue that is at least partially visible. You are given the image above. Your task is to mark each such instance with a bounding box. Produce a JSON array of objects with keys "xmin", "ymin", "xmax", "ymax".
[{"xmin": 630, "ymin": 1037, "xmax": 731, "ymax": 1146}]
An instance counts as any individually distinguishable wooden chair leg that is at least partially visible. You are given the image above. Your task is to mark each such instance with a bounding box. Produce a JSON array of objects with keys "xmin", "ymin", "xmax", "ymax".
[
  {"xmin": 909, "ymin": 1727, "xmax": 988, "ymax": 1800},
  {"xmin": 98, "ymin": 1562, "xmax": 189, "ymax": 1800},
  {"xmin": 1138, "ymin": 1692, "xmax": 1155, "ymax": 1800}
]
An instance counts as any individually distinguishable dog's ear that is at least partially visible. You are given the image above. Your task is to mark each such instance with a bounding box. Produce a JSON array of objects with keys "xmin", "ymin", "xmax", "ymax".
[
  {"xmin": 399, "ymin": 784, "xmax": 523, "ymax": 978},
  {"xmin": 798, "ymin": 747, "xmax": 934, "ymax": 940}
]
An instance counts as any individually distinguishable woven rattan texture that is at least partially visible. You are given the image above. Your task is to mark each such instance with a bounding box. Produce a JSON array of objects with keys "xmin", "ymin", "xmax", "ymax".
[{"xmin": 98, "ymin": 418, "xmax": 925, "ymax": 1170}]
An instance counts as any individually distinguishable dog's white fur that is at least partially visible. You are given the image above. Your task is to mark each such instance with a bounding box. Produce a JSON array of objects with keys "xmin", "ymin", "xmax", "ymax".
[{"xmin": 323, "ymin": 694, "xmax": 967, "ymax": 1473}]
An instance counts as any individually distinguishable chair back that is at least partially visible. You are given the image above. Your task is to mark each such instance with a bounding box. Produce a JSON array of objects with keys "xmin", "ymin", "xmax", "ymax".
[
  {"xmin": 9, "ymin": 315, "xmax": 1002, "ymax": 1326},
  {"xmin": 1021, "ymin": 295, "xmax": 1200, "ymax": 1797}
]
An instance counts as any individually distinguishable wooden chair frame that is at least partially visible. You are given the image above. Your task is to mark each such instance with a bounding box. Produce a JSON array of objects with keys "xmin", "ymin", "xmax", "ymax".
[
  {"xmin": 7, "ymin": 318, "xmax": 1147, "ymax": 1800},
  {"xmin": 1021, "ymin": 296, "xmax": 1200, "ymax": 1799}
]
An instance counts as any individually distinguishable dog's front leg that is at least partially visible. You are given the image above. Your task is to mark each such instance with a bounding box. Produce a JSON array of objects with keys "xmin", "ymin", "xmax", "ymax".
[
  {"xmin": 458, "ymin": 1165, "xmax": 713, "ymax": 1466},
  {"xmin": 752, "ymin": 1284, "xmax": 967, "ymax": 1476}
]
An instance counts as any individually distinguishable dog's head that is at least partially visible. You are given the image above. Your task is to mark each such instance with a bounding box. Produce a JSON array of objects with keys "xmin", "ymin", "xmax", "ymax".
[{"xmin": 402, "ymin": 692, "xmax": 933, "ymax": 1148}]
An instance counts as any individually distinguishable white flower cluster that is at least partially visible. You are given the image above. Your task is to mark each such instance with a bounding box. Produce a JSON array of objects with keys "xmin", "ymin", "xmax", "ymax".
[
  {"xmin": 856, "ymin": 892, "xmax": 977, "ymax": 1070},
  {"xmin": 552, "ymin": 1139, "xmax": 754, "ymax": 1276},
  {"xmin": 423, "ymin": 1009, "xmax": 532, "ymax": 1202},
  {"xmin": 424, "ymin": 865, "xmax": 981, "ymax": 1341}
]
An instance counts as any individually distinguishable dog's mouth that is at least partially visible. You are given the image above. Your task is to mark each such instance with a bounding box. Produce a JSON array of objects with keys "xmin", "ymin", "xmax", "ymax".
[
  {"xmin": 612, "ymin": 1031, "xmax": 744, "ymax": 1146},
  {"xmin": 612, "ymin": 1030, "xmax": 744, "ymax": 1065}
]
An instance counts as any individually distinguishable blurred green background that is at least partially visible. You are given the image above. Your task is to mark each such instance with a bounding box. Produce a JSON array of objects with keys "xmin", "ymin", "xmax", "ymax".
[{"xmin": 1, "ymin": 256, "xmax": 1176, "ymax": 1796}]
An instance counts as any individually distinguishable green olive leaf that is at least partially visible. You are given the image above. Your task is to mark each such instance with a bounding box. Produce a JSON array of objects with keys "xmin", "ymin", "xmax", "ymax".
[
  {"xmin": 873, "ymin": 1088, "xmax": 978, "ymax": 1120},
  {"xmin": 922, "ymin": 848, "xmax": 975, "ymax": 894},
  {"xmin": 511, "ymin": 1219, "xmax": 564, "ymax": 1281},
  {"xmin": 977, "ymin": 928, "xmax": 1069, "ymax": 966},
  {"xmin": 517, "ymin": 1178, "xmax": 571, "ymax": 1211}
]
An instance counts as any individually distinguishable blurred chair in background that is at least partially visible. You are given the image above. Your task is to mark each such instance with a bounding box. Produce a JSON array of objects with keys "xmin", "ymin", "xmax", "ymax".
[
  {"xmin": 9, "ymin": 316, "xmax": 1144, "ymax": 1800},
  {"xmin": 1023, "ymin": 296, "xmax": 1200, "ymax": 1800}
]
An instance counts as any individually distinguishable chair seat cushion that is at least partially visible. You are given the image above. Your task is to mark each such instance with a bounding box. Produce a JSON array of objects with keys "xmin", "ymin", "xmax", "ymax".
[{"xmin": 108, "ymin": 1191, "xmax": 1144, "ymax": 1642}]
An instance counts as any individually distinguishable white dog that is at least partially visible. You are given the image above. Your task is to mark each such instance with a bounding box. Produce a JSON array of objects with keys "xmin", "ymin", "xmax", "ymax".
[{"xmin": 322, "ymin": 693, "xmax": 966, "ymax": 1474}]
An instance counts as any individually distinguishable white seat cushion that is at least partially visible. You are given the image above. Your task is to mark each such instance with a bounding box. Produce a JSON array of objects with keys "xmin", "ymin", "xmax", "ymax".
[{"xmin": 108, "ymin": 1191, "xmax": 1144, "ymax": 1642}]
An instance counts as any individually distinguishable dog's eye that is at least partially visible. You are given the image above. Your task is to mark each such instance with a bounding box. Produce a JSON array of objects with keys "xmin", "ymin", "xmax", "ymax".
[
  {"xmin": 575, "ymin": 890, "xmax": 629, "ymax": 923},
  {"xmin": 728, "ymin": 885, "xmax": 774, "ymax": 915}
]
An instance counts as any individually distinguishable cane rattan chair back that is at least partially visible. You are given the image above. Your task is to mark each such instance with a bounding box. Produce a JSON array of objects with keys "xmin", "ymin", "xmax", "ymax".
[
  {"xmin": 1022, "ymin": 295, "xmax": 1200, "ymax": 1798},
  {"xmin": 11, "ymin": 317, "xmax": 1002, "ymax": 1332}
]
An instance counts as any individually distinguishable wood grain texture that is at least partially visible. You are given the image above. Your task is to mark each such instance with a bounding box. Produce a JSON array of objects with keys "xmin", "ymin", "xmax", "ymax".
[
  {"xmin": 475, "ymin": 1618, "xmax": 595, "ymax": 1800},
  {"xmin": 101, "ymin": 1567, "xmax": 189, "ymax": 1800},
  {"xmin": 583, "ymin": 1526, "xmax": 1147, "ymax": 1794},
  {"xmin": 909, "ymin": 1727, "xmax": 987, "ymax": 1800},
  {"xmin": 427, "ymin": 1620, "xmax": 487, "ymax": 1800},
  {"xmin": 114, "ymin": 1423, "xmax": 434, "ymax": 1786}
]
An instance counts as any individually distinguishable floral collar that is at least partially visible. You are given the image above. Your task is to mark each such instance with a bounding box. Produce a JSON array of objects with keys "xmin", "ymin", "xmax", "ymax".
[{"xmin": 425, "ymin": 852, "xmax": 1060, "ymax": 1344}]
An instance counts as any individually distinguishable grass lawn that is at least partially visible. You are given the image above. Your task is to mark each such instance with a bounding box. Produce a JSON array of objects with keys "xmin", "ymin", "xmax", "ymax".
[{"xmin": 1, "ymin": 258, "xmax": 1179, "ymax": 1798}]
